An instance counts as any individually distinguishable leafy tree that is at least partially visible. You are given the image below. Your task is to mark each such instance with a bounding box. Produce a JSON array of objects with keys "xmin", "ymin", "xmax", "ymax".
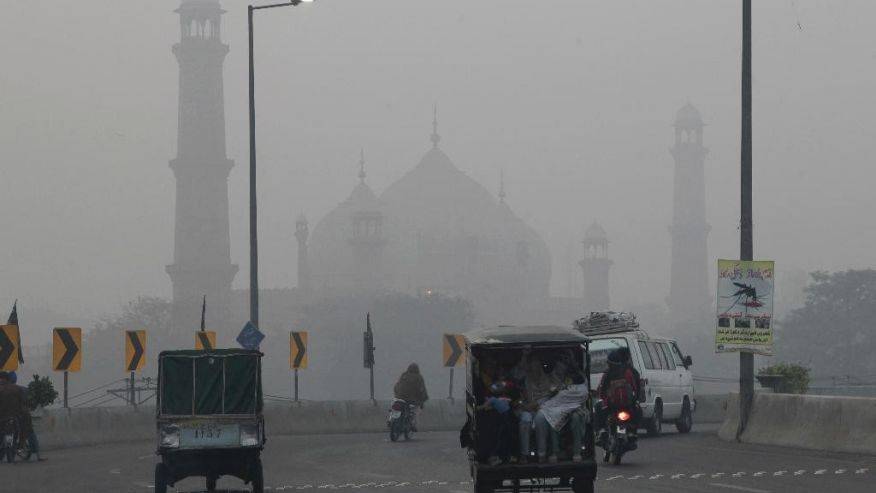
[
  {"xmin": 776, "ymin": 269, "xmax": 876, "ymax": 379},
  {"xmin": 26, "ymin": 374, "xmax": 58, "ymax": 411},
  {"xmin": 757, "ymin": 363, "xmax": 810, "ymax": 394}
]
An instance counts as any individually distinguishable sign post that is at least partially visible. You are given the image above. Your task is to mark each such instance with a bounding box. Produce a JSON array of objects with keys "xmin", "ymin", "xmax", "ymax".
[
  {"xmin": 364, "ymin": 313, "xmax": 376, "ymax": 405},
  {"xmin": 53, "ymin": 327, "xmax": 82, "ymax": 409},
  {"xmin": 125, "ymin": 330, "xmax": 147, "ymax": 408},
  {"xmin": 196, "ymin": 331, "xmax": 216, "ymax": 351},
  {"xmin": 290, "ymin": 331, "xmax": 308, "ymax": 402},
  {"xmin": 443, "ymin": 334, "xmax": 465, "ymax": 402}
]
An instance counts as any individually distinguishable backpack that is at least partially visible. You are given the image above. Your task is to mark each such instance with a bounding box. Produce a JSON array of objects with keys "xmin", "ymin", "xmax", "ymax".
[{"xmin": 606, "ymin": 374, "xmax": 636, "ymax": 408}]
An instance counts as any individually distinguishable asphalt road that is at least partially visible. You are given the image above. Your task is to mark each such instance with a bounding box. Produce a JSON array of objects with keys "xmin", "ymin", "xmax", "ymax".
[{"xmin": 2, "ymin": 425, "xmax": 874, "ymax": 493}]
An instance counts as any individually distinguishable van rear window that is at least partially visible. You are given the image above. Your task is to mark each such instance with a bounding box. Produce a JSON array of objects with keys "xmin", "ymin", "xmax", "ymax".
[
  {"xmin": 638, "ymin": 341, "xmax": 656, "ymax": 369},
  {"xmin": 589, "ymin": 338, "xmax": 628, "ymax": 374}
]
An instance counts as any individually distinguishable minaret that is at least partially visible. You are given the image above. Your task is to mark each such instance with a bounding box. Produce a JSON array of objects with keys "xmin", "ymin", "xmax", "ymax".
[
  {"xmin": 295, "ymin": 214, "xmax": 310, "ymax": 297},
  {"xmin": 580, "ymin": 222, "xmax": 612, "ymax": 311},
  {"xmin": 668, "ymin": 104, "xmax": 711, "ymax": 334},
  {"xmin": 166, "ymin": 0, "xmax": 237, "ymax": 335}
]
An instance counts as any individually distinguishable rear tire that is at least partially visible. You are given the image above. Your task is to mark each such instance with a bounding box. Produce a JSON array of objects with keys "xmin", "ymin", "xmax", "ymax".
[
  {"xmin": 610, "ymin": 452, "xmax": 622, "ymax": 465},
  {"xmin": 207, "ymin": 474, "xmax": 218, "ymax": 492},
  {"xmin": 390, "ymin": 421, "xmax": 400, "ymax": 442},
  {"xmin": 154, "ymin": 463, "xmax": 168, "ymax": 493},
  {"xmin": 646, "ymin": 403, "xmax": 662, "ymax": 436},
  {"xmin": 474, "ymin": 479, "xmax": 494, "ymax": 493},
  {"xmin": 5, "ymin": 448, "xmax": 14, "ymax": 463},
  {"xmin": 251, "ymin": 457, "xmax": 264, "ymax": 493},
  {"xmin": 572, "ymin": 477, "xmax": 595, "ymax": 493},
  {"xmin": 676, "ymin": 399, "xmax": 693, "ymax": 434}
]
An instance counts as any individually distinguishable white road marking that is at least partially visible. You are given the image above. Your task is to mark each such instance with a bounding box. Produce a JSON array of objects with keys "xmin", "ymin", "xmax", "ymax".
[
  {"xmin": 793, "ymin": 470, "xmax": 806, "ymax": 476},
  {"xmin": 671, "ymin": 473, "xmax": 686, "ymax": 479},
  {"xmin": 712, "ymin": 473, "xmax": 726, "ymax": 478},
  {"xmin": 627, "ymin": 475, "xmax": 643, "ymax": 480},
  {"xmin": 109, "ymin": 468, "xmax": 121, "ymax": 474},
  {"xmin": 709, "ymin": 483, "xmax": 771, "ymax": 493},
  {"xmin": 732, "ymin": 472, "xmax": 746, "ymax": 477},
  {"xmin": 690, "ymin": 473, "xmax": 706, "ymax": 479},
  {"xmin": 855, "ymin": 468, "xmax": 869, "ymax": 474},
  {"xmin": 648, "ymin": 474, "xmax": 663, "ymax": 480},
  {"xmin": 835, "ymin": 469, "xmax": 846, "ymax": 474},
  {"xmin": 752, "ymin": 471, "xmax": 766, "ymax": 477},
  {"xmin": 814, "ymin": 469, "xmax": 827, "ymax": 475},
  {"xmin": 137, "ymin": 454, "xmax": 153, "ymax": 460},
  {"xmin": 605, "ymin": 475, "xmax": 624, "ymax": 481},
  {"xmin": 773, "ymin": 471, "xmax": 787, "ymax": 476}
]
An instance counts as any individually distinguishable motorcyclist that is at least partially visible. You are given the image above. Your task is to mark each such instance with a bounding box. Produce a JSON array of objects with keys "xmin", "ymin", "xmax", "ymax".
[
  {"xmin": 0, "ymin": 372, "xmax": 24, "ymax": 456},
  {"xmin": 595, "ymin": 348, "xmax": 641, "ymax": 446},
  {"xmin": 8, "ymin": 372, "xmax": 44, "ymax": 461},
  {"xmin": 393, "ymin": 363, "xmax": 429, "ymax": 431}
]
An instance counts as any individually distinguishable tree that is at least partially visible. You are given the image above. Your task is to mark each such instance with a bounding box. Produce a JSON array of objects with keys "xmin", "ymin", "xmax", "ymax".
[
  {"xmin": 25, "ymin": 374, "xmax": 58, "ymax": 411},
  {"xmin": 776, "ymin": 269, "xmax": 876, "ymax": 379}
]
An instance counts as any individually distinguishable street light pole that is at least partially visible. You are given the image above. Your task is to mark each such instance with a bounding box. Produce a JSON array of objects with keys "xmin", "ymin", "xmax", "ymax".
[
  {"xmin": 248, "ymin": 1, "xmax": 312, "ymax": 329},
  {"xmin": 738, "ymin": 0, "xmax": 755, "ymax": 439}
]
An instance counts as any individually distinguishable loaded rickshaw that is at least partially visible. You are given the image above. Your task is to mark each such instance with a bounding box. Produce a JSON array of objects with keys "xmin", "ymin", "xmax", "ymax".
[
  {"xmin": 154, "ymin": 349, "xmax": 265, "ymax": 493},
  {"xmin": 460, "ymin": 325, "xmax": 597, "ymax": 493}
]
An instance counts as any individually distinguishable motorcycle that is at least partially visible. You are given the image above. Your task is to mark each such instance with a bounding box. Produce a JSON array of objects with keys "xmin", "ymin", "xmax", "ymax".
[
  {"xmin": 2, "ymin": 418, "xmax": 18, "ymax": 464},
  {"xmin": 600, "ymin": 409, "xmax": 637, "ymax": 465},
  {"xmin": 387, "ymin": 399, "xmax": 416, "ymax": 442}
]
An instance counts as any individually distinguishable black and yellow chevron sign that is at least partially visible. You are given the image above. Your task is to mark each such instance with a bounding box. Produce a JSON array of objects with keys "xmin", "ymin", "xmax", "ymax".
[
  {"xmin": 125, "ymin": 330, "xmax": 146, "ymax": 372},
  {"xmin": 53, "ymin": 327, "xmax": 82, "ymax": 372},
  {"xmin": 443, "ymin": 333, "xmax": 465, "ymax": 367},
  {"xmin": 0, "ymin": 324, "xmax": 19, "ymax": 372},
  {"xmin": 290, "ymin": 331, "xmax": 308, "ymax": 369},
  {"xmin": 195, "ymin": 330, "xmax": 216, "ymax": 351}
]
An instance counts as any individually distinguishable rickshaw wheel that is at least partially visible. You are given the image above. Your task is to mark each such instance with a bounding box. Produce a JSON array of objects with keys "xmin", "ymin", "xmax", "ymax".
[
  {"xmin": 154, "ymin": 463, "xmax": 169, "ymax": 493},
  {"xmin": 251, "ymin": 457, "xmax": 264, "ymax": 493},
  {"xmin": 572, "ymin": 477, "xmax": 595, "ymax": 493},
  {"xmin": 474, "ymin": 479, "xmax": 495, "ymax": 493},
  {"xmin": 206, "ymin": 474, "xmax": 218, "ymax": 492}
]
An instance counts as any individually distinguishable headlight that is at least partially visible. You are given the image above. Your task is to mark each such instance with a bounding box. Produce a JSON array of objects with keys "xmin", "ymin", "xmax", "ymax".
[
  {"xmin": 160, "ymin": 424, "xmax": 180, "ymax": 448},
  {"xmin": 239, "ymin": 423, "xmax": 260, "ymax": 447}
]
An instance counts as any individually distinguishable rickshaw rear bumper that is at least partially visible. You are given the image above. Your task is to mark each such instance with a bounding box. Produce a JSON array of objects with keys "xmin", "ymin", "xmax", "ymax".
[
  {"xmin": 158, "ymin": 448, "xmax": 262, "ymax": 485},
  {"xmin": 472, "ymin": 460, "xmax": 598, "ymax": 484}
]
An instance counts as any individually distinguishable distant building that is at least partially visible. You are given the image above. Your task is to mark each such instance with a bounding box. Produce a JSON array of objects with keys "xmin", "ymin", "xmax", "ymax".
[
  {"xmin": 579, "ymin": 222, "xmax": 612, "ymax": 312},
  {"xmin": 307, "ymin": 108, "xmax": 553, "ymax": 323},
  {"xmin": 166, "ymin": 0, "xmax": 237, "ymax": 335},
  {"xmin": 668, "ymin": 104, "xmax": 711, "ymax": 335}
]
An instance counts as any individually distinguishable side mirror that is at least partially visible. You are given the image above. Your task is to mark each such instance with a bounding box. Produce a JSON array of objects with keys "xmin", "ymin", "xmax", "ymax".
[{"xmin": 683, "ymin": 355, "xmax": 693, "ymax": 367}]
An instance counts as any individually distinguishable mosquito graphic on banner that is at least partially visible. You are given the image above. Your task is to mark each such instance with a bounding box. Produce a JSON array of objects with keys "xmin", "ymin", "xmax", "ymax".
[{"xmin": 716, "ymin": 259, "xmax": 775, "ymax": 355}]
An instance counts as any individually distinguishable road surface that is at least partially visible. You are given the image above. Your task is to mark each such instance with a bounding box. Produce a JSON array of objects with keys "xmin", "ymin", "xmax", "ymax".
[{"xmin": 1, "ymin": 425, "xmax": 873, "ymax": 492}]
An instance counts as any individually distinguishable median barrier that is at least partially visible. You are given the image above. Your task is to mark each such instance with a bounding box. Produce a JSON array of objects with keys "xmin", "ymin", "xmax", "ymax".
[
  {"xmin": 36, "ymin": 399, "xmax": 467, "ymax": 451},
  {"xmin": 718, "ymin": 392, "xmax": 876, "ymax": 455}
]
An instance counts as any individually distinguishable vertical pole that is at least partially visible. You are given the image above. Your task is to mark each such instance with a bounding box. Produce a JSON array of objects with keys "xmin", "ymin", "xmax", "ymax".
[
  {"xmin": 130, "ymin": 371, "xmax": 136, "ymax": 408},
  {"xmin": 448, "ymin": 368, "xmax": 454, "ymax": 403},
  {"xmin": 370, "ymin": 366, "xmax": 375, "ymax": 405},
  {"xmin": 248, "ymin": 5, "xmax": 260, "ymax": 329},
  {"xmin": 738, "ymin": 0, "xmax": 755, "ymax": 440},
  {"xmin": 294, "ymin": 368, "xmax": 299, "ymax": 402},
  {"xmin": 63, "ymin": 371, "xmax": 69, "ymax": 409}
]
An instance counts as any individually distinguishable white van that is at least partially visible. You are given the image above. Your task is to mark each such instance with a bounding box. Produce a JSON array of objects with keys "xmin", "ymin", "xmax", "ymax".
[{"xmin": 577, "ymin": 312, "xmax": 695, "ymax": 435}]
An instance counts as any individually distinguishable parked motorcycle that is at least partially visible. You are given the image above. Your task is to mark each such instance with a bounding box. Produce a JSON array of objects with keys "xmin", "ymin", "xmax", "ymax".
[
  {"xmin": 387, "ymin": 399, "xmax": 416, "ymax": 442},
  {"xmin": 600, "ymin": 409, "xmax": 637, "ymax": 465}
]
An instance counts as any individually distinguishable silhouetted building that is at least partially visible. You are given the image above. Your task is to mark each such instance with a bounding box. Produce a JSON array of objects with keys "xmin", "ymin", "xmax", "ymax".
[
  {"xmin": 166, "ymin": 0, "xmax": 237, "ymax": 335},
  {"xmin": 295, "ymin": 214, "xmax": 310, "ymax": 298},
  {"xmin": 580, "ymin": 222, "xmax": 612, "ymax": 311},
  {"xmin": 668, "ymin": 104, "xmax": 711, "ymax": 334}
]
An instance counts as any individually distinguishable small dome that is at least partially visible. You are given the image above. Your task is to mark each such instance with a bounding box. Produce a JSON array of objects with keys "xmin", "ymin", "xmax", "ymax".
[
  {"xmin": 584, "ymin": 221, "xmax": 607, "ymax": 240},
  {"xmin": 674, "ymin": 103, "xmax": 704, "ymax": 128}
]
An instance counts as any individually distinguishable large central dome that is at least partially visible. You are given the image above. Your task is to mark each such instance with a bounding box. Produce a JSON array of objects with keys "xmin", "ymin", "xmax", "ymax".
[{"xmin": 306, "ymin": 113, "xmax": 551, "ymax": 321}]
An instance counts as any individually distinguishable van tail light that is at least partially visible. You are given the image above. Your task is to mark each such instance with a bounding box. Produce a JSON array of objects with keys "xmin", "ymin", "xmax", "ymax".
[{"xmin": 617, "ymin": 411, "xmax": 631, "ymax": 422}]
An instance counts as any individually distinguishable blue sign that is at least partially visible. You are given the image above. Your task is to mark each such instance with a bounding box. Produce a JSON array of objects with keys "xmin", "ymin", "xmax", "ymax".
[{"xmin": 236, "ymin": 321, "xmax": 265, "ymax": 350}]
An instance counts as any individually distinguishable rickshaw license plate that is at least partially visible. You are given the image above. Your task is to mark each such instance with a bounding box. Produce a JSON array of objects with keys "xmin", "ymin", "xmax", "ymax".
[{"xmin": 180, "ymin": 422, "xmax": 240, "ymax": 448}]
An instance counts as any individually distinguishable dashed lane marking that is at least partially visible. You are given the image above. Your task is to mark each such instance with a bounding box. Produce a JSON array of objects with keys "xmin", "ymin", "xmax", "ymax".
[
  {"xmin": 814, "ymin": 469, "xmax": 827, "ymax": 475},
  {"xmin": 856, "ymin": 468, "xmax": 869, "ymax": 474},
  {"xmin": 794, "ymin": 470, "xmax": 807, "ymax": 476},
  {"xmin": 709, "ymin": 483, "xmax": 771, "ymax": 493}
]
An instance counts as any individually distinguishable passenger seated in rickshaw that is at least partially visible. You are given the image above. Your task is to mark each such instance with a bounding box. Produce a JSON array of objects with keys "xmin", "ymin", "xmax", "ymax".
[
  {"xmin": 476, "ymin": 379, "xmax": 517, "ymax": 466},
  {"xmin": 517, "ymin": 352, "xmax": 590, "ymax": 463}
]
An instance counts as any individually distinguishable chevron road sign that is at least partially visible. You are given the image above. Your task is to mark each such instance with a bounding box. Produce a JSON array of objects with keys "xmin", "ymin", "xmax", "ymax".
[
  {"xmin": 443, "ymin": 334, "xmax": 465, "ymax": 367},
  {"xmin": 53, "ymin": 327, "xmax": 82, "ymax": 372},
  {"xmin": 0, "ymin": 325, "xmax": 19, "ymax": 371},
  {"xmin": 290, "ymin": 331, "xmax": 308, "ymax": 369},
  {"xmin": 125, "ymin": 330, "xmax": 146, "ymax": 372},
  {"xmin": 196, "ymin": 330, "xmax": 216, "ymax": 351}
]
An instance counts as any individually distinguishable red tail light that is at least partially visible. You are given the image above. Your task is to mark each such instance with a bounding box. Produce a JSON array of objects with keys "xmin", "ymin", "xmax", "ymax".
[
  {"xmin": 617, "ymin": 411, "xmax": 631, "ymax": 422},
  {"xmin": 391, "ymin": 401, "xmax": 404, "ymax": 411}
]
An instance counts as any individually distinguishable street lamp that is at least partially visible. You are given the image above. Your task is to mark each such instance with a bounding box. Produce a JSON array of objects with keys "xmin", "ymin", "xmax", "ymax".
[{"xmin": 248, "ymin": 0, "xmax": 314, "ymax": 329}]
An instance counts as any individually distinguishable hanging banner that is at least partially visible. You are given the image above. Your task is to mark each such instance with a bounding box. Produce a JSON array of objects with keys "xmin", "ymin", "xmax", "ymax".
[{"xmin": 716, "ymin": 259, "xmax": 775, "ymax": 355}]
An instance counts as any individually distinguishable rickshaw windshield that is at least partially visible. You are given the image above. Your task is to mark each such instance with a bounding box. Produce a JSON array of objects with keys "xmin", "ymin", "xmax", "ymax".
[{"xmin": 158, "ymin": 349, "xmax": 263, "ymax": 416}]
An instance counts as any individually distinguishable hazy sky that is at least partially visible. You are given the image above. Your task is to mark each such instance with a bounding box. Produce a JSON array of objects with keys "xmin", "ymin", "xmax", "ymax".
[{"xmin": 2, "ymin": 1, "xmax": 875, "ymax": 342}]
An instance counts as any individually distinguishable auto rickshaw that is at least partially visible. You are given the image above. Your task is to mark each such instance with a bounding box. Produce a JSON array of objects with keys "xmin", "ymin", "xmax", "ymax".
[
  {"xmin": 155, "ymin": 349, "xmax": 265, "ymax": 493},
  {"xmin": 461, "ymin": 325, "xmax": 596, "ymax": 493}
]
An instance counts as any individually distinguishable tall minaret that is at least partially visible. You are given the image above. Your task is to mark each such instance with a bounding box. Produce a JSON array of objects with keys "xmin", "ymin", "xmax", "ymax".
[
  {"xmin": 668, "ymin": 104, "xmax": 711, "ymax": 334},
  {"xmin": 295, "ymin": 214, "xmax": 310, "ymax": 297},
  {"xmin": 580, "ymin": 222, "xmax": 612, "ymax": 311},
  {"xmin": 166, "ymin": 0, "xmax": 237, "ymax": 335}
]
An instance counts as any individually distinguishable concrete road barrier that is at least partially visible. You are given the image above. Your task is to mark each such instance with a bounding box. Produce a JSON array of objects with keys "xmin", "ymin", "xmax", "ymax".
[
  {"xmin": 719, "ymin": 392, "xmax": 876, "ymax": 455},
  {"xmin": 34, "ymin": 399, "xmax": 467, "ymax": 451},
  {"xmin": 693, "ymin": 394, "xmax": 728, "ymax": 424}
]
